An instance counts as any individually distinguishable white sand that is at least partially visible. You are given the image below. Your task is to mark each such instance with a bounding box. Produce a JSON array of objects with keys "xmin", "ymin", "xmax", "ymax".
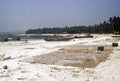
[{"xmin": 0, "ymin": 34, "xmax": 120, "ymax": 81}]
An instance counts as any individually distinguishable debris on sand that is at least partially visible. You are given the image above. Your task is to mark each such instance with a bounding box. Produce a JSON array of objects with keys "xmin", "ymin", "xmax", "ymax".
[
  {"xmin": 3, "ymin": 65, "xmax": 8, "ymax": 69},
  {"xmin": 0, "ymin": 55, "xmax": 11, "ymax": 61}
]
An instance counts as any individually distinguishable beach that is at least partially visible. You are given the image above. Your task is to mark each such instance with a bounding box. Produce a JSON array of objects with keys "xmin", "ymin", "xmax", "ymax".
[{"xmin": 0, "ymin": 34, "xmax": 120, "ymax": 81}]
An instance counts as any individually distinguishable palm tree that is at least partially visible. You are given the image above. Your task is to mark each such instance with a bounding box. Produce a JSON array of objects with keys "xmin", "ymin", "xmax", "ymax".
[
  {"xmin": 116, "ymin": 16, "xmax": 120, "ymax": 32},
  {"xmin": 109, "ymin": 17, "xmax": 115, "ymax": 34}
]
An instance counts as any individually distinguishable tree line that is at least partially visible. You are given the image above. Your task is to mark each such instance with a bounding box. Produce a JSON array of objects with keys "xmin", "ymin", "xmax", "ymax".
[{"xmin": 25, "ymin": 16, "xmax": 120, "ymax": 34}]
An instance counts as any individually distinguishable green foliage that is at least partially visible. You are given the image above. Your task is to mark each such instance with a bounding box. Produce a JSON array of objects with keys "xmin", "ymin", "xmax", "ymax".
[{"xmin": 26, "ymin": 16, "xmax": 120, "ymax": 34}]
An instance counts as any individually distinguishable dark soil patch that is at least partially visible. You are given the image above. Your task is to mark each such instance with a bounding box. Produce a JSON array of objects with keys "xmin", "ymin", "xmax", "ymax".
[{"xmin": 23, "ymin": 45, "xmax": 113, "ymax": 68}]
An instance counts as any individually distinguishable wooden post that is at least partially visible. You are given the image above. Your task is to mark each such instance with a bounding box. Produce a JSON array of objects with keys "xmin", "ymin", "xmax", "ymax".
[
  {"xmin": 112, "ymin": 43, "xmax": 118, "ymax": 47},
  {"xmin": 98, "ymin": 46, "xmax": 104, "ymax": 51}
]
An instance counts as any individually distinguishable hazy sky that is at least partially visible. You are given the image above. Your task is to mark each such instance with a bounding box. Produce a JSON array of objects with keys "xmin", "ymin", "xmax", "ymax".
[{"xmin": 0, "ymin": 0, "xmax": 120, "ymax": 32}]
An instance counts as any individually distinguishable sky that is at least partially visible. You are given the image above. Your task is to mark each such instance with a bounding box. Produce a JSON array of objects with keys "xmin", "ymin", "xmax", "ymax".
[{"xmin": 0, "ymin": 0, "xmax": 120, "ymax": 32}]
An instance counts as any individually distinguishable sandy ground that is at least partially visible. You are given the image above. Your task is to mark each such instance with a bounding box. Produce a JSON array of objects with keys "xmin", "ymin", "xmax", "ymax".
[{"xmin": 0, "ymin": 34, "xmax": 120, "ymax": 81}]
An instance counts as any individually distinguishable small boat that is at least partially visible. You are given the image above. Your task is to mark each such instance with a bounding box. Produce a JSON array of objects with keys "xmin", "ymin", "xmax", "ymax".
[
  {"xmin": 74, "ymin": 35, "xmax": 93, "ymax": 38},
  {"xmin": 112, "ymin": 35, "xmax": 120, "ymax": 37},
  {"xmin": 0, "ymin": 35, "xmax": 21, "ymax": 42},
  {"xmin": 0, "ymin": 37, "xmax": 8, "ymax": 42},
  {"xmin": 44, "ymin": 36, "xmax": 74, "ymax": 41}
]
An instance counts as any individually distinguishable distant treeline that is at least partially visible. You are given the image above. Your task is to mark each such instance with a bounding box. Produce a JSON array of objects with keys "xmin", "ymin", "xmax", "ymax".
[{"xmin": 26, "ymin": 16, "xmax": 120, "ymax": 34}]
